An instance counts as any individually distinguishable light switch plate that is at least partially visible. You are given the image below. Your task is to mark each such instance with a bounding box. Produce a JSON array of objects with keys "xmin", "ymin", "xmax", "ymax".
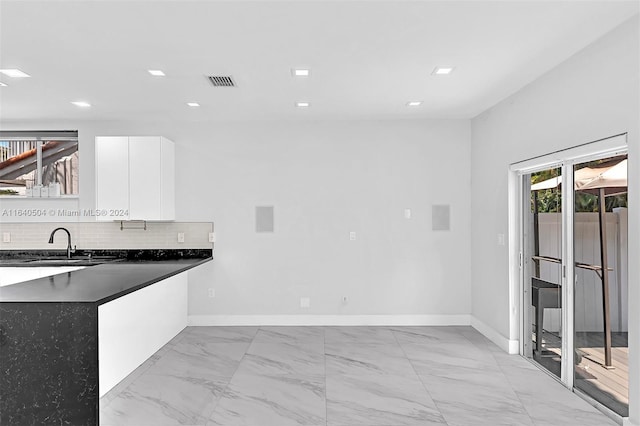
[
  {"xmin": 349, "ymin": 231, "xmax": 356, "ymax": 241},
  {"xmin": 404, "ymin": 208, "xmax": 411, "ymax": 219},
  {"xmin": 177, "ymin": 232, "xmax": 185, "ymax": 243},
  {"xmin": 2, "ymin": 233, "xmax": 10, "ymax": 243},
  {"xmin": 300, "ymin": 297, "xmax": 310, "ymax": 308}
]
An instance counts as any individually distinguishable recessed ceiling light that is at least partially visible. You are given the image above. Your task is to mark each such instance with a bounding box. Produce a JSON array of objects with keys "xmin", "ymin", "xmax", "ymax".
[
  {"xmin": 186, "ymin": 102, "xmax": 200, "ymax": 107},
  {"xmin": 0, "ymin": 69, "xmax": 30, "ymax": 78},
  {"xmin": 432, "ymin": 67, "xmax": 454, "ymax": 75},
  {"xmin": 148, "ymin": 70, "xmax": 166, "ymax": 76},
  {"xmin": 292, "ymin": 68, "xmax": 310, "ymax": 77},
  {"xmin": 71, "ymin": 101, "xmax": 91, "ymax": 107},
  {"xmin": 295, "ymin": 101, "xmax": 310, "ymax": 108},
  {"xmin": 0, "ymin": 82, "xmax": 7, "ymax": 87},
  {"xmin": 406, "ymin": 101, "xmax": 423, "ymax": 107}
]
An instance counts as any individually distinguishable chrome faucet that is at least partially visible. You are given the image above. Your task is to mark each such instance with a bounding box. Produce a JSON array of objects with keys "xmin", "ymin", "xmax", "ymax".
[{"xmin": 48, "ymin": 227, "xmax": 76, "ymax": 259}]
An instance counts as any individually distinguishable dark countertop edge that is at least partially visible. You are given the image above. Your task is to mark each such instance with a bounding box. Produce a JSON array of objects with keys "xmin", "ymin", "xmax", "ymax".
[
  {"xmin": 0, "ymin": 257, "xmax": 213, "ymax": 304},
  {"xmin": 95, "ymin": 257, "xmax": 212, "ymax": 305}
]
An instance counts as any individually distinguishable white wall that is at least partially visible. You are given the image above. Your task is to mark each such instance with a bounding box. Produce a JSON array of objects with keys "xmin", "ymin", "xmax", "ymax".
[
  {"xmin": 470, "ymin": 15, "xmax": 639, "ymax": 423},
  {"xmin": 0, "ymin": 119, "xmax": 472, "ymax": 320},
  {"xmin": 182, "ymin": 120, "xmax": 472, "ymax": 318}
]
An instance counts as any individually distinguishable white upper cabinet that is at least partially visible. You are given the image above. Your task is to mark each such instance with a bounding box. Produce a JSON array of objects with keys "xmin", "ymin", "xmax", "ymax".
[
  {"xmin": 95, "ymin": 136, "xmax": 129, "ymax": 220},
  {"xmin": 128, "ymin": 136, "xmax": 162, "ymax": 220},
  {"xmin": 160, "ymin": 138, "xmax": 175, "ymax": 220},
  {"xmin": 95, "ymin": 136, "xmax": 175, "ymax": 221}
]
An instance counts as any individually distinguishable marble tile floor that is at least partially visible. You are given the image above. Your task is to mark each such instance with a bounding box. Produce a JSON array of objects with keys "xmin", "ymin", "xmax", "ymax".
[{"xmin": 100, "ymin": 326, "xmax": 618, "ymax": 426}]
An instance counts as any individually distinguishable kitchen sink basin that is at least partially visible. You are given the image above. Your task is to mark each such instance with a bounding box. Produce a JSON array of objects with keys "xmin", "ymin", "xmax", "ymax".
[
  {"xmin": 0, "ymin": 253, "xmax": 126, "ymax": 267},
  {"xmin": 22, "ymin": 256, "xmax": 123, "ymax": 265}
]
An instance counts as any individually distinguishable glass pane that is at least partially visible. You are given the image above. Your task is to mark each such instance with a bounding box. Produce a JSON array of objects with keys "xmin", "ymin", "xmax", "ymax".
[
  {"xmin": 42, "ymin": 140, "xmax": 79, "ymax": 195},
  {"xmin": 0, "ymin": 139, "xmax": 79, "ymax": 196},
  {"xmin": 573, "ymin": 154, "xmax": 628, "ymax": 416},
  {"xmin": 523, "ymin": 167, "xmax": 563, "ymax": 378}
]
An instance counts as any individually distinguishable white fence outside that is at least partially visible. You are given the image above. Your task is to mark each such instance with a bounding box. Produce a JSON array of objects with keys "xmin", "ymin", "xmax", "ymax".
[
  {"xmin": 0, "ymin": 140, "xmax": 38, "ymax": 162},
  {"xmin": 534, "ymin": 208, "xmax": 628, "ymax": 333}
]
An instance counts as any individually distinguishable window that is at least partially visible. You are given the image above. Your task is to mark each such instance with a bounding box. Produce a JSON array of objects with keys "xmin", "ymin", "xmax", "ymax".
[{"xmin": 0, "ymin": 130, "xmax": 79, "ymax": 196}]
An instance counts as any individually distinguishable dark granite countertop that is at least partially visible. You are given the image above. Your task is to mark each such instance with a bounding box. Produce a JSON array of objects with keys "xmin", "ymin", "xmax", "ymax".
[{"xmin": 0, "ymin": 251, "xmax": 212, "ymax": 304}]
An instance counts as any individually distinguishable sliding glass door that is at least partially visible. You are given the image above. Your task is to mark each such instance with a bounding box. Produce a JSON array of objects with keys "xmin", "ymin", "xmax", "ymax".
[
  {"xmin": 515, "ymin": 135, "xmax": 629, "ymax": 420},
  {"xmin": 523, "ymin": 166, "xmax": 564, "ymax": 378},
  {"xmin": 573, "ymin": 154, "xmax": 629, "ymax": 417}
]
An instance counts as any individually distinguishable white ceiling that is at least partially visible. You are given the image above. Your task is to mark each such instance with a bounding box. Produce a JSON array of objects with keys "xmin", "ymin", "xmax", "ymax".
[{"xmin": 0, "ymin": 0, "xmax": 638, "ymax": 122}]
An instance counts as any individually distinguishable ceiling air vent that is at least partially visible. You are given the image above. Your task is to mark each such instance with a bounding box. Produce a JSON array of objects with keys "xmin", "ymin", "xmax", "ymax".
[{"xmin": 208, "ymin": 76, "xmax": 236, "ymax": 87}]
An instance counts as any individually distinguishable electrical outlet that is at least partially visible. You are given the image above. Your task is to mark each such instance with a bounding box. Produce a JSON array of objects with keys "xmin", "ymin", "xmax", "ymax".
[
  {"xmin": 177, "ymin": 232, "xmax": 185, "ymax": 243},
  {"xmin": 349, "ymin": 231, "xmax": 356, "ymax": 241},
  {"xmin": 2, "ymin": 233, "xmax": 10, "ymax": 243},
  {"xmin": 208, "ymin": 232, "xmax": 215, "ymax": 243},
  {"xmin": 404, "ymin": 208, "xmax": 411, "ymax": 219},
  {"xmin": 300, "ymin": 297, "xmax": 310, "ymax": 308},
  {"xmin": 497, "ymin": 233, "xmax": 506, "ymax": 246},
  {"xmin": 208, "ymin": 288, "xmax": 215, "ymax": 298}
]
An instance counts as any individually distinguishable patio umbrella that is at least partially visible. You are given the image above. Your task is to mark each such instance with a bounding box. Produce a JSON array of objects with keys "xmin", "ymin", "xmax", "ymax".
[
  {"xmin": 531, "ymin": 159, "xmax": 627, "ymax": 194},
  {"xmin": 576, "ymin": 159, "xmax": 627, "ymax": 194}
]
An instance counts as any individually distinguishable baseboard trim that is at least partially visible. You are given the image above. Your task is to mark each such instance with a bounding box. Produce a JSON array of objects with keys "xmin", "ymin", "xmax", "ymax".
[
  {"xmin": 188, "ymin": 314, "xmax": 472, "ymax": 327},
  {"xmin": 470, "ymin": 315, "xmax": 519, "ymax": 354},
  {"xmin": 187, "ymin": 314, "xmax": 520, "ymax": 353}
]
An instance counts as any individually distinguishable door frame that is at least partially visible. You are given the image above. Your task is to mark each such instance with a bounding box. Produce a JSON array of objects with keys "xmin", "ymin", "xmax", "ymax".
[{"xmin": 508, "ymin": 134, "xmax": 627, "ymax": 389}]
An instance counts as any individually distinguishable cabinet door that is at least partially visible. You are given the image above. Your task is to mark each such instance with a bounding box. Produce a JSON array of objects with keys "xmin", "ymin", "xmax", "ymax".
[
  {"xmin": 95, "ymin": 136, "xmax": 129, "ymax": 221},
  {"xmin": 129, "ymin": 136, "xmax": 162, "ymax": 220},
  {"xmin": 160, "ymin": 137, "xmax": 175, "ymax": 220}
]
